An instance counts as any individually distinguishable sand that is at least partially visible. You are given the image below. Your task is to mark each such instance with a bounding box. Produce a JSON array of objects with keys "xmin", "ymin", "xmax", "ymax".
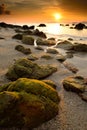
[{"xmin": 0, "ymin": 27, "xmax": 87, "ymax": 130}]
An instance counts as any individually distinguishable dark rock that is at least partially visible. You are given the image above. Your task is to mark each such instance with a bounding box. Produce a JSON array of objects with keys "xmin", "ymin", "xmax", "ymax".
[
  {"xmin": 29, "ymin": 25, "xmax": 35, "ymax": 29},
  {"xmin": 56, "ymin": 54, "xmax": 66, "ymax": 62},
  {"xmin": 6, "ymin": 58, "xmax": 57, "ymax": 81},
  {"xmin": 41, "ymin": 54, "xmax": 53, "ymax": 60},
  {"xmin": 56, "ymin": 40, "xmax": 73, "ymax": 50},
  {"xmin": 22, "ymin": 36, "xmax": 34, "ymax": 45},
  {"xmin": 0, "ymin": 22, "xmax": 7, "ymax": 28},
  {"xmin": 27, "ymin": 54, "xmax": 38, "ymax": 61},
  {"xmin": 73, "ymin": 43, "xmax": 87, "ymax": 52},
  {"xmin": 34, "ymin": 46, "xmax": 44, "ymax": 50},
  {"xmin": 15, "ymin": 45, "xmax": 31, "ymax": 55},
  {"xmin": 12, "ymin": 34, "xmax": 23, "ymax": 40},
  {"xmin": 68, "ymin": 38, "xmax": 73, "ymax": 41},
  {"xmin": 46, "ymin": 48, "xmax": 59, "ymax": 54},
  {"xmin": 0, "ymin": 78, "xmax": 60, "ymax": 129},
  {"xmin": 36, "ymin": 38, "xmax": 56, "ymax": 46},
  {"xmin": 38, "ymin": 24, "xmax": 46, "ymax": 27},
  {"xmin": 0, "ymin": 37, "xmax": 4, "ymax": 39},
  {"xmin": 33, "ymin": 29, "xmax": 47, "ymax": 38},
  {"xmin": 75, "ymin": 23, "xmax": 86, "ymax": 30},
  {"xmin": 22, "ymin": 25, "xmax": 29, "ymax": 30}
]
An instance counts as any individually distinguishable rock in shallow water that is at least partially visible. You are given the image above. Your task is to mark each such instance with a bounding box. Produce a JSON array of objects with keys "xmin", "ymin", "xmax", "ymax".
[
  {"xmin": 6, "ymin": 58, "xmax": 57, "ymax": 81},
  {"xmin": 0, "ymin": 78, "xmax": 60, "ymax": 129}
]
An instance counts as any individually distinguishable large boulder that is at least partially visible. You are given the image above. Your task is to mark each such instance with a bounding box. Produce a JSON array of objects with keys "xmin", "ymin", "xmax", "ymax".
[
  {"xmin": 75, "ymin": 23, "xmax": 86, "ymax": 30},
  {"xmin": 0, "ymin": 78, "xmax": 60, "ymax": 129},
  {"xmin": 6, "ymin": 58, "xmax": 57, "ymax": 81},
  {"xmin": 63, "ymin": 76, "xmax": 86, "ymax": 93},
  {"xmin": 36, "ymin": 38, "xmax": 56, "ymax": 46},
  {"xmin": 22, "ymin": 36, "xmax": 34, "ymax": 45},
  {"xmin": 55, "ymin": 40, "xmax": 73, "ymax": 50}
]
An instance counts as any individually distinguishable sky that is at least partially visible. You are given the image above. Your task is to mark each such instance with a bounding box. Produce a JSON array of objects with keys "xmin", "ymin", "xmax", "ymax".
[{"xmin": 0, "ymin": 0, "xmax": 87, "ymax": 24}]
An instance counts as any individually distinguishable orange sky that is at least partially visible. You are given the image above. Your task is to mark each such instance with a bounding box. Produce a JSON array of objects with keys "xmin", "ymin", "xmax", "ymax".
[{"xmin": 0, "ymin": 0, "xmax": 87, "ymax": 24}]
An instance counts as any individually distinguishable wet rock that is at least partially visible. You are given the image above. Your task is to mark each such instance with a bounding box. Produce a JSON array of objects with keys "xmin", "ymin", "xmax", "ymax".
[
  {"xmin": 12, "ymin": 34, "xmax": 23, "ymax": 40},
  {"xmin": 22, "ymin": 25, "xmax": 29, "ymax": 30},
  {"xmin": 75, "ymin": 23, "xmax": 86, "ymax": 30},
  {"xmin": 41, "ymin": 54, "xmax": 53, "ymax": 60},
  {"xmin": 63, "ymin": 61, "xmax": 78, "ymax": 73},
  {"xmin": 63, "ymin": 76, "xmax": 86, "ymax": 93},
  {"xmin": 65, "ymin": 52, "xmax": 73, "ymax": 58},
  {"xmin": 56, "ymin": 54, "xmax": 66, "ymax": 62},
  {"xmin": 46, "ymin": 48, "xmax": 59, "ymax": 54},
  {"xmin": 15, "ymin": 45, "xmax": 31, "ymax": 55},
  {"xmin": 29, "ymin": 25, "xmax": 35, "ymax": 29},
  {"xmin": 6, "ymin": 58, "xmax": 57, "ymax": 81},
  {"xmin": 73, "ymin": 43, "xmax": 87, "ymax": 52},
  {"xmin": 38, "ymin": 24, "xmax": 46, "ymax": 27},
  {"xmin": 47, "ymin": 38, "xmax": 55, "ymax": 41},
  {"xmin": 56, "ymin": 40, "xmax": 73, "ymax": 50},
  {"xmin": 22, "ymin": 36, "xmax": 34, "ymax": 45},
  {"xmin": 0, "ymin": 78, "xmax": 60, "ymax": 129},
  {"xmin": 34, "ymin": 46, "xmax": 44, "ymax": 50},
  {"xmin": 36, "ymin": 38, "xmax": 56, "ymax": 46},
  {"xmin": 27, "ymin": 54, "xmax": 38, "ymax": 61},
  {"xmin": 68, "ymin": 38, "xmax": 73, "ymax": 41},
  {"xmin": 33, "ymin": 29, "xmax": 47, "ymax": 38},
  {"xmin": 42, "ymin": 80, "xmax": 57, "ymax": 89}
]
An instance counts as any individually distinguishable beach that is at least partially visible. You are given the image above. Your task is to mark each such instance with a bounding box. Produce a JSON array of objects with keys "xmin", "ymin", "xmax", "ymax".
[{"xmin": 0, "ymin": 23, "xmax": 87, "ymax": 130}]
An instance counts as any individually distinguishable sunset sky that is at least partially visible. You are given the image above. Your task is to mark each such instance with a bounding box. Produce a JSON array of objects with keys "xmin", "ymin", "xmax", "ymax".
[{"xmin": 0, "ymin": 0, "xmax": 87, "ymax": 24}]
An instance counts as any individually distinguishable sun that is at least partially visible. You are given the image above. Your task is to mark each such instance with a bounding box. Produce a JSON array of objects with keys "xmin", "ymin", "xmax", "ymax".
[{"xmin": 53, "ymin": 13, "xmax": 61, "ymax": 20}]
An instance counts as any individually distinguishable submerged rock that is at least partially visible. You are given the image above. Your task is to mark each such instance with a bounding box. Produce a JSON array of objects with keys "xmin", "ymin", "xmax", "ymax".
[
  {"xmin": 12, "ymin": 34, "xmax": 23, "ymax": 40},
  {"xmin": 6, "ymin": 58, "xmax": 57, "ymax": 81},
  {"xmin": 0, "ymin": 78, "xmax": 60, "ymax": 129},
  {"xmin": 73, "ymin": 43, "xmax": 87, "ymax": 52},
  {"xmin": 15, "ymin": 45, "xmax": 31, "ymax": 55}
]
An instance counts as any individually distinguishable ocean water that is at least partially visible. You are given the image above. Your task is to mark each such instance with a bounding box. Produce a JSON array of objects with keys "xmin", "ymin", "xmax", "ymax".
[{"xmin": 35, "ymin": 23, "xmax": 87, "ymax": 44}]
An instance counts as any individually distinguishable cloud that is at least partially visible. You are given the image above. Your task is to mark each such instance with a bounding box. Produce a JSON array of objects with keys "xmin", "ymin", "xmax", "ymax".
[{"xmin": 0, "ymin": 4, "xmax": 11, "ymax": 15}]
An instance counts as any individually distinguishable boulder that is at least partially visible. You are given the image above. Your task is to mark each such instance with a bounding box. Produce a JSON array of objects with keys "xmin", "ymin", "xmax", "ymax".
[
  {"xmin": 12, "ymin": 34, "xmax": 23, "ymax": 40},
  {"xmin": 36, "ymin": 38, "xmax": 56, "ymax": 46},
  {"xmin": 73, "ymin": 43, "xmax": 87, "ymax": 52},
  {"xmin": 75, "ymin": 23, "xmax": 86, "ymax": 30},
  {"xmin": 46, "ymin": 48, "xmax": 59, "ymax": 54},
  {"xmin": 38, "ymin": 24, "xmax": 46, "ymax": 27},
  {"xmin": 29, "ymin": 25, "xmax": 35, "ymax": 29},
  {"xmin": 22, "ymin": 36, "xmax": 34, "ymax": 45},
  {"xmin": 32, "ymin": 29, "xmax": 47, "ymax": 38},
  {"xmin": 6, "ymin": 58, "xmax": 57, "ymax": 81},
  {"xmin": 41, "ymin": 54, "xmax": 53, "ymax": 60},
  {"xmin": 56, "ymin": 54, "xmax": 66, "ymax": 62},
  {"xmin": 56, "ymin": 40, "xmax": 73, "ymax": 50},
  {"xmin": 15, "ymin": 45, "xmax": 31, "ymax": 55},
  {"xmin": 42, "ymin": 80, "xmax": 57, "ymax": 89},
  {"xmin": 27, "ymin": 54, "xmax": 38, "ymax": 61},
  {"xmin": 0, "ymin": 78, "xmax": 60, "ymax": 129},
  {"xmin": 22, "ymin": 25, "xmax": 29, "ymax": 30},
  {"xmin": 34, "ymin": 46, "xmax": 44, "ymax": 50},
  {"xmin": 63, "ymin": 76, "xmax": 86, "ymax": 93}
]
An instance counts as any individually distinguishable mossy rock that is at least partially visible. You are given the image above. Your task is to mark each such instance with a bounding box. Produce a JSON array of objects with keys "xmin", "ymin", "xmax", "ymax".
[
  {"xmin": 15, "ymin": 45, "xmax": 31, "ymax": 55},
  {"xmin": 0, "ymin": 78, "xmax": 60, "ymax": 129},
  {"xmin": 42, "ymin": 80, "xmax": 57, "ymax": 89},
  {"xmin": 63, "ymin": 76, "xmax": 86, "ymax": 93},
  {"xmin": 41, "ymin": 54, "xmax": 53, "ymax": 60},
  {"xmin": 22, "ymin": 36, "xmax": 34, "ymax": 45},
  {"xmin": 6, "ymin": 58, "xmax": 57, "ymax": 81}
]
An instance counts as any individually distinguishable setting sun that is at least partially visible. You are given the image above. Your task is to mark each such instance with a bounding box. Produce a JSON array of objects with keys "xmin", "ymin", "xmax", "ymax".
[{"xmin": 53, "ymin": 13, "xmax": 61, "ymax": 20}]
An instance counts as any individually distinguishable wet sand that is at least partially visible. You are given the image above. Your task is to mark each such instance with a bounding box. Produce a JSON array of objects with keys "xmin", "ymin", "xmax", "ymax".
[{"xmin": 0, "ymin": 27, "xmax": 87, "ymax": 130}]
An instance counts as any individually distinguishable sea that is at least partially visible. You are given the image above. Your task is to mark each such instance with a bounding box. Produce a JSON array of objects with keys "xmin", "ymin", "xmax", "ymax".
[{"xmin": 27, "ymin": 22, "xmax": 87, "ymax": 44}]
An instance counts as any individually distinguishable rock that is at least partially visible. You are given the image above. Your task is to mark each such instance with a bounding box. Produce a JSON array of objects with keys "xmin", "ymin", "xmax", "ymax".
[
  {"xmin": 22, "ymin": 25, "xmax": 29, "ymax": 30},
  {"xmin": 33, "ymin": 29, "xmax": 47, "ymax": 38},
  {"xmin": 22, "ymin": 36, "xmax": 34, "ymax": 45},
  {"xmin": 34, "ymin": 46, "xmax": 44, "ymax": 50},
  {"xmin": 75, "ymin": 23, "xmax": 86, "ymax": 30},
  {"xmin": 65, "ymin": 52, "xmax": 73, "ymax": 58},
  {"xmin": 68, "ymin": 38, "xmax": 73, "ymax": 41},
  {"xmin": 63, "ymin": 61, "xmax": 78, "ymax": 73},
  {"xmin": 15, "ymin": 45, "xmax": 31, "ymax": 55},
  {"xmin": 80, "ymin": 92, "xmax": 87, "ymax": 102},
  {"xmin": 56, "ymin": 54, "xmax": 66, "ymax": 62},
  {"xmin": 12, "ymin": 34, "xmax": 23, "ymax": 40},
  {"xmin": 6, "ymin": 58, "xmax": 57, "ymax": 81},
  {"xmin": 0, "ymin": 78, "xmax": 60, "ymax": 129},
  {"xmin": 46, "ymin": 48, "xmax": 59, "ymax": 54},
  {"xmin": 63, "ymin": 76, "xmax": 86, "ymax": 93},
  {"xmin": 41, "ymin": 54, "xmax": 53, "ymax": 60},
  {"xmin": 56, "ymin": 40, "xmax": 73, "ymax": 50},
  {"xmin": 0, "ymin": 22, "xmax": 7, "ymax": 28},
  {"xmin": 27, "ymin": 54, "xmax": 38, "ymax": 61},
  {"xmin": 38, "ymin": 24, "xmax": 46, "ymax": 27},
  {"xmin": 29, "ymin": 25, "xmax": 35, "ymax": 29},
  {"xmin": 73, "ymin": 43, "xmax": 87, "ymax": 52},
  {"xmin": 42, "ymin": 80, "xmax": 57, "ymax": 89},
  {"xmin": 36, "ymin": 38, "xmax": 56, "ymax": 46},
  {"xmin": 65, "ymin": 24, "xmax": 69, "ymax": 26},
  {"xmin": 0, "ymin": 37, "xmax": 4, "ymax": 39},
  {"xmin": 47, "ymin": 38, "xmax": 55, "ymax": 41}
]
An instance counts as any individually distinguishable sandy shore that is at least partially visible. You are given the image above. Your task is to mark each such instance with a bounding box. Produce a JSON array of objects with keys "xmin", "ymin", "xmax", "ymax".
[{"xmin": 0, "ymin": 27, "xmax": 87, "ymax": 130}]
